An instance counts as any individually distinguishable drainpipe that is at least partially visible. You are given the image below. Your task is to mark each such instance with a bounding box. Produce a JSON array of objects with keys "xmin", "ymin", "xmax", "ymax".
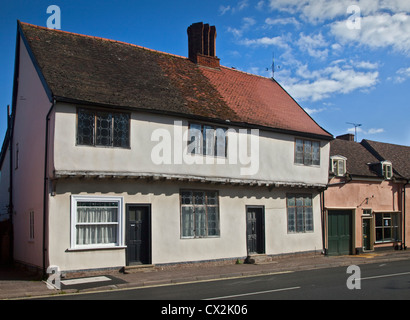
[
  {"xmin": 7, "ymin": 105, "xmax": 14, "ymax": 264},
  {"xmin": 403, "ymin": 182, "xmax": 406, "ymax": 249},
  {"xmin": 320, "ymin": 188, "xmax": 326, "ymax": 255},
  {"xmin": 42, "ymin": 99, "xmax": 55, "ymax": 278}
]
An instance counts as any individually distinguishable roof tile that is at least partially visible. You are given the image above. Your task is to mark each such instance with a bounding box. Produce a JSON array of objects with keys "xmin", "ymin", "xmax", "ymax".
[{"xmin": 19, "ymin": 22, "xmax": 332, "ymax": 139}]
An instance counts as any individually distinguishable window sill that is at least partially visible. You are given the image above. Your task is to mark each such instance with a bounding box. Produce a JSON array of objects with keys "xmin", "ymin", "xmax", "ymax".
[
  {"xmin": 294, "ymin": 163, "xmax": 321, "ymax": 168},
  {"xmin": 375, "ymin": 240, "xmax": 401, "ymax": 244},
  {"xmin": 66, "ymin": 245, "xmax": 127, "ymax": 252},
  {"xmin": 181, "ymin": 236, "xmax": 221, "ymax": 240}
]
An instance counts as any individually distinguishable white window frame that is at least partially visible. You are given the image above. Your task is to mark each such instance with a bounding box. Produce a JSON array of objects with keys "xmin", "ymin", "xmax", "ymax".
[
  {"xmin": 382, "ymin": 161, "xmax": 393, "ymax": 180},
  {"xmin": 362, "ymin": 209, "xmax": 372, "ymax": 216},
  {"xmin": 330, "ymin": 155, "xmax": 347, "ymax": 177},
  {"xmin": 70, "ymin": 195, "xmax": 124, "ymax": 250}
]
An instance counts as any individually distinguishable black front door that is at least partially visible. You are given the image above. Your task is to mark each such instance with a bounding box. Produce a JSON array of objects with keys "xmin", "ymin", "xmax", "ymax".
[
  {"xmin": 126, "ymin": 205, "xmax": 151, "ymax": 265},
  {"xmin": 246, "ymin": 206, "xmax": 265, "ymax": 255},
  {"xmin": 363, "ymin": 218, "xmax": 372, "ymax": 251}
]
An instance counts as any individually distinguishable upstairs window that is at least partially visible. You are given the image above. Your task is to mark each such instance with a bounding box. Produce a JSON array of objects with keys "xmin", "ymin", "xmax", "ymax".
[
  {"xmin": 188, "ymin": 123, "xmax": 227, "ymax": 157},
  {"xmin": 330, "ymin": 155, "xmax": 347, "ymax": 177},
  {"xmin": 295, "ymin": 139, "xmax": 320, "ymax": 166},
  {"xmin": 77, "ymin": 108, "xmax": 130, "ymax": 148},
  {"xmin": 382, "ymin": 161, "xmax": 393, "ymax": 180}
]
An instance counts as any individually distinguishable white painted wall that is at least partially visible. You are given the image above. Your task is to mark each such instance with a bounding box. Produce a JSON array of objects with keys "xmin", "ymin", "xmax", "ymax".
[
  {"xmin": 53, "ymin": 103, "xmax": 330, "ymax": 187},
  {"xmin": 11, "ymin": 37, "xmax": 52, "ymax": 268},
  {"xmin": 48, "ymin": 179, "xmax": 323, "ymax": 272}
]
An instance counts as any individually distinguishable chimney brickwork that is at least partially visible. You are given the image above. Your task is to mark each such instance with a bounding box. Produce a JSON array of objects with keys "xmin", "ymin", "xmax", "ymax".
[
  {"xmin": 336, "ymin": 134, "xmax": 355, "ymax": 141},
  {"xmin": 187, "ymin": 22, "xmax": 220, "ymax": 68}
]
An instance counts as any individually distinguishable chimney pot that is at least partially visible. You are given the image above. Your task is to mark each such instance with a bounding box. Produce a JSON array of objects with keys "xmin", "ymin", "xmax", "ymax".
[{"xmin": 187, "ymin": 22, "xmax": 220, "ymax": 68}]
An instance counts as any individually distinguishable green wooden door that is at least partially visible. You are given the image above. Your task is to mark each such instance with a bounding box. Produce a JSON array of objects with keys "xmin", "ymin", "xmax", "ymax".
[{"xmin": 328, "ymin": 210, "xmax": 352, "ymax": 256}]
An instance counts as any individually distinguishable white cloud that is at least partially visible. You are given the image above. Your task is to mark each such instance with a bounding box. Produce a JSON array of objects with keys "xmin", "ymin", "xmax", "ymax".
[
  {"xmin": 219, "ymin": 5, "xmax": 231, "ymax": 15},
  {"xmin": 347, "ymin": 127, "xmax": 385, "ymax": 135},
  {"xmin": 331, "ymin": 12, "xmax": 410, "ymax": 55},
  {"xmin": 389, "ymin": 66, "xmax": 410, "ymax": 83},
  {"xmin": 367, "ymin": 128, "xmax": 385, "ymax": 134},
  {"xmin": 227, "ymin": 17, "xmax": 257, "ymax": 38},
  {"xmin": 256, "ymin": 1, "xmax": 265, "ymax": 11},
  {"xmin": 303, "ymin": 107, "xmax": 327, "ymax": 115},
  {"xmin": 266, "ymin": 0, "xmax": 410, "ymax": 54},
  {"xmin": 265, "ymin": 17, "xmax": 301, "ymax": 27},
  {"xmin": 240, "ymin": 36, "xmax": 290, "ymax": 50},
  {"xmin": 297, "ymin": 33, "xmax": 329, "ymax": 59},
  {"xmin": 278, "ymin": 63, "xmax": 379, "ymax": 101},
  {"xmin": 267, "ymin": 0, "xmax": 409, "ymax": 22},
  {"xmin": 220, "ymin": 0, "xmax": 249, "ymax": 15},
  {"xmin": 355, "ymin": 61, "xmax": 379, "ymax": 69}
]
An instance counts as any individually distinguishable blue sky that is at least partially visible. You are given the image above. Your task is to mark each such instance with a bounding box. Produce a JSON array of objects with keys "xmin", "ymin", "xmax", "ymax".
[{"xmin": 1, "ymin": 0, "xmax": 409, "ymax": 146}]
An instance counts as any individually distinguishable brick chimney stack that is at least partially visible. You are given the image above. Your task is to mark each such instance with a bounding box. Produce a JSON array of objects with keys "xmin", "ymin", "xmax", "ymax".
[
  {"xmin": 187, "ymin": 22, "xmax": 220, "ymax": 68},
  {"xmin": 336, "ymin": 134, "xmax": 355, "ymax": 141}
]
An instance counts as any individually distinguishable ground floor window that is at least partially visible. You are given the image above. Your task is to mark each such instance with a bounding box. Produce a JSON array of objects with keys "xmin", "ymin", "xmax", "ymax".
[
  {"xmin": 287, "ymin": 194, "xmax": 314, "ymax": 233},
  {"xmin": 180, "ymin": 190, "xmax": 220, "ymax": 238},
  {"xmin": 375, "ymin": 212, "xmax": 401, "ymax": 243},
  {"xmin": 71, "ymin": 196, "xmax": 123, "ymax": 249}
]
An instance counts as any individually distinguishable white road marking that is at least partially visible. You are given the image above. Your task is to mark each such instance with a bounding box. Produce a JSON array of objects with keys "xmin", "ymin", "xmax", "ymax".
[
  {"xmin": 204, "ymin": 286, "xmax": 301, "ymax": 300},
  {"xmin": 361, "ymin": 271, "xmax": 410, "ymax": 281},
  {"xmin": 61, "ymin": 276, "xmax": 111, "ymax": 286}
]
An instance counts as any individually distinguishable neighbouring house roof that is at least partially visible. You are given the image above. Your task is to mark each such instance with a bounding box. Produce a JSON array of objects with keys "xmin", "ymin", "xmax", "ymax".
[
  {"xmin": 362, "ymin": 139, "xmax": 410, "ymax": 180},
  {"xmin": 330, "ymin": 138, "xmax": 380, "ymax": 178},
  {"xmin": 17, "ymin": 21, "xmax": 332, "ymax": 140}
]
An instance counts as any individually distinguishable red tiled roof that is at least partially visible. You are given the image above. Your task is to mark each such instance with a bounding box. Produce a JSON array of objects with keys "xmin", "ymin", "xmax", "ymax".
[
  {"xmin": 200, "ymin": 66, "xmax": 330, "ymax": 136},
  {"xmin": 18, "ymin": 21, "xmax": 332, "ymax": 139}
]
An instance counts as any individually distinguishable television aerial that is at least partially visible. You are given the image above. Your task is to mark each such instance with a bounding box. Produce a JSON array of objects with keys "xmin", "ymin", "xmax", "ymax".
[{"xmin": 346, "ymin": 122, "xmax": 362, "ymax": 142}]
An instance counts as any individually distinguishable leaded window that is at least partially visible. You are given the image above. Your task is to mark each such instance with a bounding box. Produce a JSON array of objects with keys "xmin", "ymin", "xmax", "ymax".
[
  {"xmin": 287, "ymin": 194, "xmax": 314, "ymax": 233},
  {"xmin": 295, "ymin": 139, "xmax": 320, "ymax": 166},
  {"xmin": 180, "ymin": 190, "xmax": 220, "ymax": 238},
  {"xmin": 188, "ymin": 123, "xmax": 227, "ymax": 157},
  {"xmin": 77, "ymin": 109, "xmax": 130, "ymax": 148}
]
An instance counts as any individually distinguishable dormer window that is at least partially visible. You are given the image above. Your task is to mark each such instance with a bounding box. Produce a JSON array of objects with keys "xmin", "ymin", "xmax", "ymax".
[
  {"xmin": 382, "ymin": 161, "xmax": 393, "ymax": 180},
  {"xmin": 330, "ymin": 155, "xmax": 347, "ymax": 177}
]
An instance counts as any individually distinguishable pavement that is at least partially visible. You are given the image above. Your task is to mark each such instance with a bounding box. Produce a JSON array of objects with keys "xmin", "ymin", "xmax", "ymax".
[{"xmin": 1, "ymin": 250, "xmax": 410, "ymax": 300}]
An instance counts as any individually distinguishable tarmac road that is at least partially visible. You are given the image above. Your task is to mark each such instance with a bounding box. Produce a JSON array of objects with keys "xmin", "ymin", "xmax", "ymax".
[{"xmin": 34, "ymin": 258, "xmax": 410, "ymax": 300}]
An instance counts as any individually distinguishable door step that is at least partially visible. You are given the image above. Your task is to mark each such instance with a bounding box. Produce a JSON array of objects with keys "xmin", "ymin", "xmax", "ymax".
[
  {"xmin": 121, "ymin": 264, "xmax": 156, "ymax": 274},
  {"xmin": 245, "ymin": 254, "xmax": 270, "ymax": 264}
]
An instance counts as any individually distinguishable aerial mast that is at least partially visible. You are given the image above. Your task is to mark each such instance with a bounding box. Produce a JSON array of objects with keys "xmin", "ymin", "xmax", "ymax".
[{"xmin": 346, "ymin": 122, "xmax": 362, "ymax": 142}]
